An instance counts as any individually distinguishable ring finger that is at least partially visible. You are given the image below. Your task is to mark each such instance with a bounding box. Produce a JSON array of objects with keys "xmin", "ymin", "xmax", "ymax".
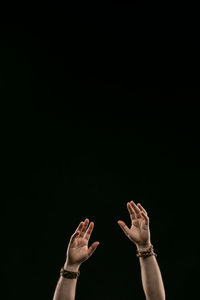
[{"xmin": 79, "ymin": 218, "xmax": 89, "ymax": 237}]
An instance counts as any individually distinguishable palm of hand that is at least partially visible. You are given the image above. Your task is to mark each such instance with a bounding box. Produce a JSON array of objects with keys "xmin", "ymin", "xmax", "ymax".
[
  {"xmin": 129, "ymin": 217, "xmax": 149, "ymax": 245},
  {"xmin": 66, "ymin": 219, "xmax": 99, "ymax": 266},
  {"xmin": 67, "ymin": 236, "xmax": 89, "ymax": 264},
  {"xmin": 118, "ymin": 201, "xmax": 151, "ymax": 247}
]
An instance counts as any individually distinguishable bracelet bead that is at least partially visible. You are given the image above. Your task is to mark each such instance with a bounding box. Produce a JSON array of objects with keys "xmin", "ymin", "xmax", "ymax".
[
  {"xmin": 136, "ymin": 244, "xmax": 157, "ymax": 258},
  {"xmin": 60, "ymin": 267, "xmax": 80, "ymax": 279}
]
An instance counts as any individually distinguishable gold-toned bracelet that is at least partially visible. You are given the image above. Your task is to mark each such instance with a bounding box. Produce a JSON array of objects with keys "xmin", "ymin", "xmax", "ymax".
[
  {"xmin": 136, "ymin": 244, "xmax": 157, "ymax": 258},
  {"xmin": 60, "ymin": 267, "xmax": 80, "ymax": 279}
]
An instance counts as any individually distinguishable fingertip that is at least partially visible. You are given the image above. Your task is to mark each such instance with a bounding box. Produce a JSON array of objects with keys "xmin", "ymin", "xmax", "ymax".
[
  {"xmin": 117, "ymin": 220, "xmax": 124, "ymax": 226},
  {"xmin": 93, "ymin": 242, "xmax": 100, "ymax": 249}
]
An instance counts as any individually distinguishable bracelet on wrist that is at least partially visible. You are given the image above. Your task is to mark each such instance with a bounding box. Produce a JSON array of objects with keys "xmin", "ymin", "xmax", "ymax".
[
  {"xmin": 60, "ymin": 266, "xmax": 80, "ymax": 279},
  {"xmin": 136, "ymin": 244, "xmax": 157, "ymax": 258}
]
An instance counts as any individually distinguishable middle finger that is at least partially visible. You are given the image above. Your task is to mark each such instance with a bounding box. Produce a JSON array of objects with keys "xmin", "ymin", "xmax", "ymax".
[
  {"xmin": 84, "ymin": 222, "xmax": 94, "ymax": 241},
  {"xmin": 130, "ymin": 201, "xmax": 141, "ymax": 216},
  {"xmin": 127, "ymin": 202, "xmax": 136, "ymax": 220},
  {"xmin": 80, "ymin": 218, "xmax": 90, "ymax": 234}
]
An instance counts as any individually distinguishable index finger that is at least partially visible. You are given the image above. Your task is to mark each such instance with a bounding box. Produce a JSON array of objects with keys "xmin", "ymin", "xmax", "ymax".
[{"xmin": 74, "ymin": 221, "xmax": 84, "ymax": 233}]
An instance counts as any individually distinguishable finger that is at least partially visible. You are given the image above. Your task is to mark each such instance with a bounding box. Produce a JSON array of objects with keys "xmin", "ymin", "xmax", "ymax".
[
  {"xmin": 69, "ymin": 231, "xmax": 80, "ymax": 243},
  {"xmin": 75, "ymin": 221, "xmax": 84, "ymax": 233},
  {"xmin": 79, "ymin": 218, "xmax": 89, "ymax": 237},
  {"xmin": 84, "ymin": 222, "xmax": 94, "ymax": 241},
  {"xmin": 117, "ymin": 220, "xmax": 130, "ymax": 237},
  {"xmin": 137, "ymin": 203, "xmax": 148, "ymax": 215},
  {"xmin": 141, "ymin": 211, "xmax": 149, "ymax": 225},
  {"xmin": 69, "ymin": 220, "xmax": 84, "ymax": 243},
  {"xmin": 127, "ymin": 202, "xmax": 136, "ymax": 221},
  {"xmin": 130, "ymin": 201, "xmax": 141, "ymax": 216},
  {"xmin": 88, "ymin": 241, "xmax": 100, "ymax": 257}
]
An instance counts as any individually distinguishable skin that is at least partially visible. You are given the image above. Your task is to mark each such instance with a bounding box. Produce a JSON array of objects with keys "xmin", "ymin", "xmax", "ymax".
[
  {"xmin": 53, "ymin": 201, "xmax": 165, "ymax": 300},
  {"xmin": 65, "ymin": 219, "xmax": 99, "ymax": 269},
  {"xmin": 118, "ymin": 201, "xmax": 166, "ymax": 300},
  {"xmin": 118, "ymin": 201, "xmax": 151, "ymax": 249},
  {"xmin": 53, "ymin": 219, "xmax": 100, "ymax": 300}
]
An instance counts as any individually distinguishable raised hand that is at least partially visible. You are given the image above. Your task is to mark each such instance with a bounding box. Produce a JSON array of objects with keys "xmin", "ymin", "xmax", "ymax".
[
  {"xmin": 118, "ymin": 201, "xmax": 151, "ymax": 250},
  {"xmin": 65, "ymin": 218, "xmax": 100, "ymax": 270}
]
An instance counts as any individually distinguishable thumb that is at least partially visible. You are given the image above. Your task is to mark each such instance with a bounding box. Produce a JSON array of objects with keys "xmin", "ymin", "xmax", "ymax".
[
  {"xmin": 117, "ymin": 220, "xmax": 130, "ymax": 238},
  {"xmin": 88, "ymin": 241, "xmax": 100, "ymax": 258}
]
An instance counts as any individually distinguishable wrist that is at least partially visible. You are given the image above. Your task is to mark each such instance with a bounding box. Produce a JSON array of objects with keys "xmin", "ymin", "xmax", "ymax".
[
  {"xmin": 64, "ymin": 261, "xmax": 81, "ymax": 272},
  {"xmin": 136, "ymin": 242, "xmax": 152, "ymax": 251}
]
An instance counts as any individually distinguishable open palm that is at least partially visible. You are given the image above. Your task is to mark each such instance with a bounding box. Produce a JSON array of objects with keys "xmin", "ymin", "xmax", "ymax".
[
  {"xmin": 118, "ymin": 201, "xmax": 151, "ymax": 247},
  {"xmin": 66, "ymin": 219, "xmax": 99, "ymax": 266}
]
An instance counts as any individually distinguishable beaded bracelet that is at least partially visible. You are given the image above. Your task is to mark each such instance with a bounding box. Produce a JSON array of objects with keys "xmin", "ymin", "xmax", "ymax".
[
  {"xmin": 136, "ymin": 244, "xmax": 157, "ymax": 258},
  {"xmin": 60, "ymin": 267, "xmax": 80, "ymax": 279}
]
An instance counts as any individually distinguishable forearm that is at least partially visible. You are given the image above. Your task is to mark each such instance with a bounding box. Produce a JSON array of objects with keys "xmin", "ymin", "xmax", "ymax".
[
  {"xmin": 137, "ymin": 248, "xmax": 165, "ymax": 300},
  {"xmin": 53, "ymin": 263, "xmax": 80, "ymax": 300}
]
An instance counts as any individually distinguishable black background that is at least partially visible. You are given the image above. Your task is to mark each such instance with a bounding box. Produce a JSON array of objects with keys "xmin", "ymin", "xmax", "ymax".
[{"xmin": 1, "ymin": 3, "xmax": 200, "ymax": 300}]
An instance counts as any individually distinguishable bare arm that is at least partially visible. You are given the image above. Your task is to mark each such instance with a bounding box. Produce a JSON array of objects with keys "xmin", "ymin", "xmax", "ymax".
[
  {"xmin": 53, "ymin": 263, "xmax": 80, "ymax": 300},
  {"xmin": 118, "ymin": 201, "xmax": 166, "ymax": 300},
  {"xmin": 53, "ymin": 218, "xmax": 100, "ymax": 300},
  {"xmin": 137, "ymin": 252, "xmax": 165, "ymax": 300}
]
